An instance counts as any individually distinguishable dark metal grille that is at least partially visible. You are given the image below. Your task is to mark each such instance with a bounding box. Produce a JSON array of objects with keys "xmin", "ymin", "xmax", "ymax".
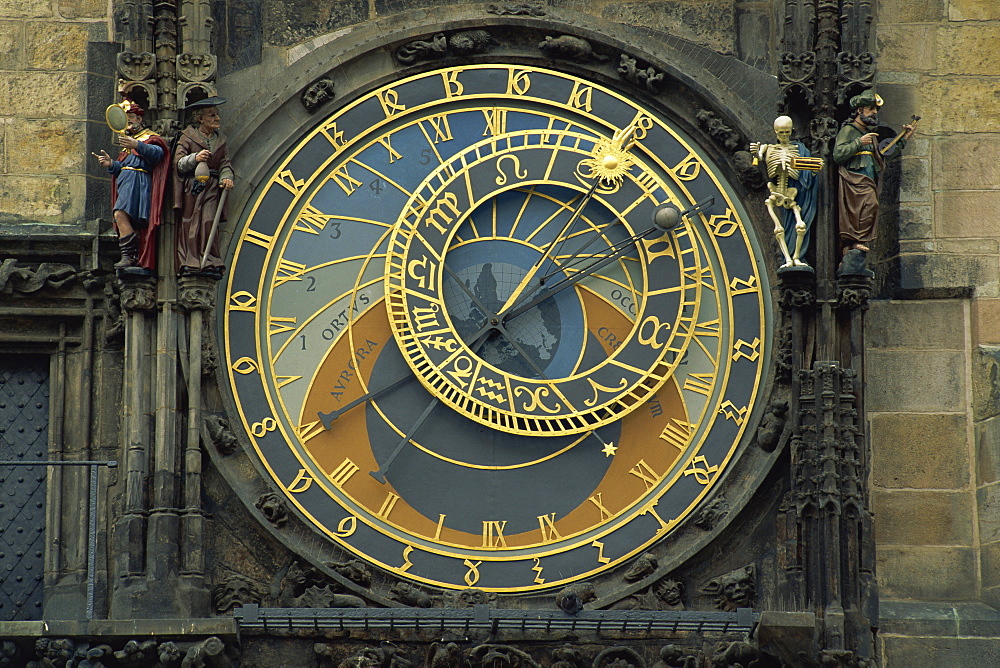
[
  {"xmin": 0, "ymin": 356, "xmax": 48, "ymax": 621},
  {"xmin": 234, "ymin": 605, "xmax": 757, "ymax": 636}
]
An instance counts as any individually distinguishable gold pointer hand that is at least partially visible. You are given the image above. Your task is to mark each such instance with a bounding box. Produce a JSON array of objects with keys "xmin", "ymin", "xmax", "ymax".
[
  {"xmin": 495, "ymin": 120, "xmax": 641, "ymax": 318},
  {"xmin": 495, "ymin": 178, "xmax": 601, "ymax": 317}
]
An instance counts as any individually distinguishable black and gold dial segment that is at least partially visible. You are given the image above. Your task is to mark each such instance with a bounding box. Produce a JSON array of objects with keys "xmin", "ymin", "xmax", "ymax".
[{"xmin": 223, "ymin": 65, "xmax": 769, "ymax": 592}]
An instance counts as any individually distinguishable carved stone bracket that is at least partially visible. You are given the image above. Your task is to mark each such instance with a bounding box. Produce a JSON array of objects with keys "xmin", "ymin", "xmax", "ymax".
[
  {"xmin": 700, "ymin": 564, "xmax": 756, "ymax": 612},
  {"xmin": 178, "ymin": 274, "xmax": 218, "ymax": 311},
  {"xmin": 203, "ymin": 412, "xmax": 237, "ymax": 454},
  {"xmin": 254, "ymin": 492, "xmax": 288, "ymax": 527},
  {"xmin": 119, "ymin": 274, "xmax": 157, "ymax": 312},
  {"xmin": 302, "ymin": 77, "xmax": 335, "ymax": 113},
  {"xmin": 837, "ymin": 273, "xmax": 873, "ymax": 311},
  {"xmin": 618, "ymin": 53, "xmax": 665, "ymax": 93}
]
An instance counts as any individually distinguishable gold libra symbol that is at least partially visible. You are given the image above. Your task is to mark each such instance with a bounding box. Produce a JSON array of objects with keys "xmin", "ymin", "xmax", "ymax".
[{"xmin": 673, "ymin": 154, "xmax": 701, "ymax": 181}]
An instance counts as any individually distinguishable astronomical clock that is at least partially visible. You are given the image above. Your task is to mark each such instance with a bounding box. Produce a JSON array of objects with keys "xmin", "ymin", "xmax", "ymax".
[{"xmin": 219, "ymin": 61, "xmax": 773, "ymax": 600}]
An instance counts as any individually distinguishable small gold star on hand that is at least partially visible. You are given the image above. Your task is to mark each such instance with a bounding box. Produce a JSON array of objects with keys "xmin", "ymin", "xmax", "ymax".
[{"xmin": 602, "ymin": 441, "xmax": 617, "ymax": 457}]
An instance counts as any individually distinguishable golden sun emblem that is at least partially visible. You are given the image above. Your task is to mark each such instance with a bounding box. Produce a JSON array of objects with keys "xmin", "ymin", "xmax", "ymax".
[{"xmin": 579, "ymin": 122, "xmax": 639, "ymax": 185}]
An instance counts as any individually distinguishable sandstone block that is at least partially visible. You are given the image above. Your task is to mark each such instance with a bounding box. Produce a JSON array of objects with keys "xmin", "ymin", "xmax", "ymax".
[
  {"xmin": 602, "ymin": 1, "xmax": 736, "ymax": 55},
  {"xmin": 58, "ymin": 0, "xmax": 107, "ymax": 19},
  {"xmin": 877, "ymin": 0, "xmax": 946, "ymax": 22},
  {"xmin": 933, "ymin": 137, "xmax": 1000, "ymax": 190},
  {"xmin": 866, "ymin": 350, "xmax": 966, "ymax": 412},
  {"xmin": 938, "ymin": 239, "xmax": 1000, "ymax": 255},
  {"xmin": 874, "ymin": 490, "xmax": 973, "ymax": 545},
  {"xmin": 866, "ymin": 299, "xmax": 967, "ymax": 349},
  {"xmin": 878, "ymin": 546, "xmax": 978, "ymax": 600},
  {"xmin": 973, "ymin": 345, "xmax": 1000, "ymax": 421},
  {"xmin": 983, "ymin": 540, "xmax": 1000, "ymax": 588},
  {"xmin": 936, "ymin": 26, "xmax": 1000, "ymax": 76},
  {"xmin": 7, "ymin": 119, "xmax": 86, "ymax": 175},
  {"xmin": 0, "ymin": 175, "xmax": 79, "ymax": 224},
  {"xmin": 899, "ymin": 253, "xmax": 999, "ymax": 298},
  {"xmin": 871, "ymin": 412, "xmax": 970, "ymax": 489},
  {"xmin": 0, "ymin": 72, "xmax": 87, "ymax": 116},
  {"xmin": 876, "ymin": 25, "xmax": 935, "ymax": 73},
  {"xmin": 883, "ymin": 635, "xmax": 1000, "ymax": 668},
  {"xmin": 977, "ymin": 415, "xmax": 1000, "ymax": 485},
  {"xmin": 978, "ymin": 483, "xmax": 1000, "ymax": 544},
  {"xmin": 0, "ymin": 0, "xmax": 52, "ymax": 18},
  {"xmin": 898, "ymin": 205, "xmax": 932, "ymax": 240},
  {"xmin": 949, "ymin": 0, "xmax": 1000, "ymax": 21},
  {"xmin": 25, "ymin": 21, "xmax": 89, "ymax": 72},
  {"xmin": 0, "ymin": 21, "xmax": 23, "ymax": 69},
  {"xmin": 934, "ymin": 191, "xmax": 1000, "ymax": 239},
  {"xmin": 899, "ymin": 156, "xmax": 930, "ymax": 203},
  {"xmin": 920, "ymin": 78, "xmax": 1000, "ymax": 133}
]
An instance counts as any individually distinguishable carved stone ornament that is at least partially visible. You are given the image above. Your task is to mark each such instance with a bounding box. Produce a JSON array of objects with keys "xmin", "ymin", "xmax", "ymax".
[
  {"xmin": 550, "ymin": 644, "xmax": 584, "ymax": 668},
  {"xmin": 278, "ymin": 561, "xmax": 366, "ymax": 608},
  {"xmin": 426, "ymin": 642, "xmax": 464, "ymax": 668},
  {"xmin": 618, "ymin": 54, "xmax": 665, "ymax": 93},
  {"xmin": 449, "ymin": 588, "xmax": 497, "ymax": 608},
  {"xmin": 593, "ymin": 646, "xmax": 646, "ymax": 668},
  {"xmin": 176, "ymin": 52, "xmax": 217, "ymax": 82},
  {"xmin": 780, "ymin": 285, "xmax": 816, "ymax": 310},
  {"xmin": 396, "ymin": 33, "xmax": 448, "ymax": 64},
  {"xmin": 487, "ymin": 2, "xmax": 546, "ymax": 16},
  {"xmin": 756, "ymin": 399, "xmax": 789, "ymax": 452},
  {"xmin": 331, "ymin": 644, "xmax": 413, "ymax": 668},
  {"xmin": 538, "ymin": 35, "xmax": 608, "ymax": 63},
  {"xmin": 301, "ymin": 77, "xmax": 335, "ymax": 113},
  {"xmin": 0, "ymin": 259, "xmax": 77, "ymax": 294},
  {"xmin": 700, "ymin": 564, "xmax": 756, "ymax": 612},
  {"xmin": 388, "ymin": 581, "xmax": 438, "ymax": 608},
  {"xmin": 652, "ymin": 644, "xmax": 703, "ymax": 668},
  {"xmin": 212, "ymin": 570, "xmax": 263, "ymax": 613},
  {"xmin": 118, "ymin": 274, "xmax": 157, "ymax": 312},
  {"xmin": 623, "ymin": 552, "xmax": 658, "ymax": 582},
  {"xmin": 328, "ymin": 558, "xmax": 373, "ymax": 587},
  {"xmin": 254, "ymin": 491, "xmax": 288, "ymax": 527},
  {"xmin": 695, "ymin": 109, "xmax": 742, "ymax": 152},
  {"xmin": 710, "ymin": 641, "xmax": 765, "ymax": 668},
  {"xmin": 117, "ymin": 50, "xmax": 156, "ymax": 81},
  {"xmin": 202, "ymin": 335, "xmax": 219, "ymax": 376},
  {"xmin": 836, "ymin": 52, "xmax": 876, "ymax": 104},
  {"xmin": 203, "ymin": 413, "xmax": 238, "ymax": 455},
  {"xmin": 396, "ymin": 31, "xmax": 493, "ymax": 65},
  {"xmin": 809, "ymin": 115, "xmax": 840, "ymax": 157},
  {"xmin": 469, "ymin": 645, "xmax": 540, "ymax": 668},
  {"xmin": 693, "ymin": 495, "xmax": 730, "ymax": 530},
  {"xmin": 178, "ymin": 275, "xmax": 218, "ymax": 310},
  {"xmin": 778, "ymin": 51, "xmax": 816, "ymax": 104},
  {"xmin": 613, "ymin": 576, "xmax": 685, "ymax": 611},
  {"xmin": 555, "ymin": 582, "xmax": 595, "ymax": 613}
]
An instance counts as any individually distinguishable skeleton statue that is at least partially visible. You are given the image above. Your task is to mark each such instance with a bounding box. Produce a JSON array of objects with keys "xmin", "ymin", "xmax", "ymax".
[{"xmin": 750, "ymin": 116, "xmax": 823, "ymax": 268}]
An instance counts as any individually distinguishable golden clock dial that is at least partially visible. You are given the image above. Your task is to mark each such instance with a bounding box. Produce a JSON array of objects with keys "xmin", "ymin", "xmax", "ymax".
[{"xmin": 222, "ymin": 64, "xmax": 770, "ymax": 592}]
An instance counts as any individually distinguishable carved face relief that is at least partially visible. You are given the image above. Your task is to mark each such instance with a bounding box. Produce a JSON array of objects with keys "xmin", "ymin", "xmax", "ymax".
[{"xmin": 654, "ymin": 578, "xmax": 684, "ymax": 607}]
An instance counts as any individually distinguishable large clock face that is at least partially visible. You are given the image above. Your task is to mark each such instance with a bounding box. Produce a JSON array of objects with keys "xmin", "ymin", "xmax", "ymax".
[{"xmin": 222, "ymin": 64, "xmax": 770, "ymax": 592}]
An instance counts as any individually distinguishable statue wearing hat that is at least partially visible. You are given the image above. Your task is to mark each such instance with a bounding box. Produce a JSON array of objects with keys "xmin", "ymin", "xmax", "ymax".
[
  {"xmin": 174, "ymin": 96, "xmax": 234, "ymax": 275},
  {"xmin": 92, "ymin": 99, "xmax": 170, "ymax": 271},
  {"xmin": 833, "ymin": 91, "xmax": 916, "ymax": 257}
]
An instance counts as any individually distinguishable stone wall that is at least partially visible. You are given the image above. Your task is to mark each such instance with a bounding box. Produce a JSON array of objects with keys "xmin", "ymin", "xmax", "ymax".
[
  {"xmin": 0, "ymin": 1, "xmax": 111, "ymax": 226},
  {"xmin": 867, "ymin": 0, "xmax": 1000, "ymax": 662}
]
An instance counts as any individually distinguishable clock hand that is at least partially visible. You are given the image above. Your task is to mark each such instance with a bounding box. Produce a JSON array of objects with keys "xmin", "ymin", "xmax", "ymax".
[
  {"xmin": 494, "ymin": 178, "xmax": 601, "ymax": 317},
  {"xmin": 503, "ymin": 198, "xmax": 713, "ymax": 324},
  {"xmin": 317, "ymin": 372, "xmax": 415, "ymax": 428},
  {"xmin": 369, "ymin": 325, "xmax": 496, "ymax": 484},
  {"xmin": 369, "ymin": 396, "xmax": 440, "ymax": 483}
]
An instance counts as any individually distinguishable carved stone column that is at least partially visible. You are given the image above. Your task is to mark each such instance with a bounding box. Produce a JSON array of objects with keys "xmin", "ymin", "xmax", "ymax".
[
  {"xmin": 111, "ymin": 275, "xmax": 157, "ymax": 616},
  {"xmin": 152, "ymin": 1, "xmax": 179, "ymax": 137},
  {"xmin": 115, "ymin": 0, "xmax": 157, "ymax": 108},
  {"xmin": 176, "ymin": 275, "xmax": 218, "ymax": 614},
  {"xmin": 176, "ymin": 0, "xmax": 217, "ymax": 108}
]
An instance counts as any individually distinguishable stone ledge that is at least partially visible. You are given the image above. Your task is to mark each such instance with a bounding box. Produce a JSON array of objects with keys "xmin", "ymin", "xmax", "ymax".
[
  {"xmin": 880, "ymin": 600, "xmax": 1000, "ymax": 637},
  {"xmin": 0, "ymin": 618, "xmax": 236, "ymax": 638}
]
